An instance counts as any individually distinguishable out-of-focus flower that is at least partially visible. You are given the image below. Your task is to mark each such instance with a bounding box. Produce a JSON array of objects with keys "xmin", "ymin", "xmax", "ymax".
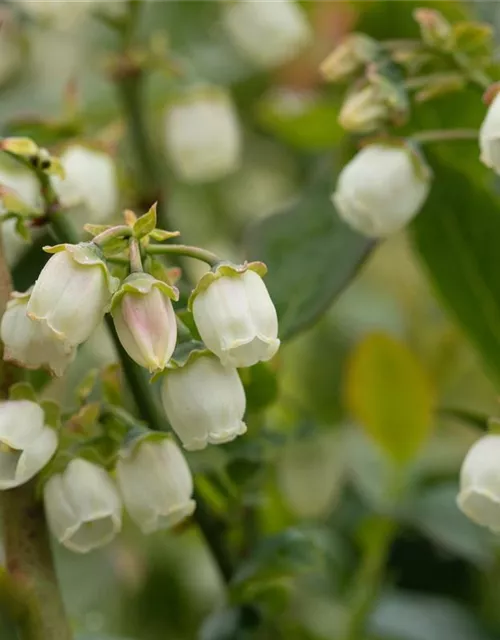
[
  {"xmin": 191, "ymin": 263, "xmax": 279, "ymax": 368},
  {"xmin": 116, "ymin": 436, "xmax": 195, "ymax": 533},
  {"xmin": 163, "ymin": 85, "xmax": 242, "ymax": 183},
  {"xmin": 111, "ymin": 273, "xmax": 178, "ymax": 373},
  {"xmin": 44, "ymin": 458, "xmax": 122, "ymax": 553},
  {"xmin": 320, "ymin": 33, "xmax": 380, "ymax": 83},
  {"xmin": 222, "ymin": 0, "xmax": 312, "ymax": 69},
  {"xmin": 52, "ymin": 145, "xmax": 119, "ymax": 223},
  {"xmin": 0, "ymin": 400, "xmax": 57, "ymax": 489},
  {"xmin": 457, "ymin": 435, "xmax": 500, "ymax": 532},
  {"xmin": 1, "ymin": 290, "xmax": 75, "ymax": 376},
  {"xmin": 338, "ymin": 84, "xmax": 390, "ymax": 134},
  {"xmin": 0, "ymin": 166, "xmax": 40, "ymax": 265},
  {"xmin": 27, "ymin": 243, "xmax": 119, "ymax": 349},
  {"xmin": 480, "ymin": 91, "xmax": 500, "ymax": 174},
  {"xmin": 161, "ymin": 352, "xmax": 247, "ymax": 451},
  {"xmin": 333, "ymin": 143, "xmax": 431, "ymax": 237}
]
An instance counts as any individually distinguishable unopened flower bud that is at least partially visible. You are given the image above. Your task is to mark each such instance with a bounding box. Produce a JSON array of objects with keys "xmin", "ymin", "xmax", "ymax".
[
  {"xmin": 163, "ymin": 85, "xmax": 242, "ymax": 184},
  {"xmin": 320, "ymin": 33, "xmax": 380, "ymax": 83},
  {"xmin": 44, "ymin": 458, "xmax": 122, "ymax": 553},
  {"xmin": 338, "ymin": 84, "xmax": 389, "ymax": 134},
  {"xmin": 27, "ymin": 243, "xmax": 119, "ymax": 349},
  {"xmin": 457, "ymin": 435, "xmax": 500, "ymax": 532},
  {"xmin": 161, "ymin": 353, "xmax": 247, "ymax": 451},
  {"xmin": 480, "ymin": 91, "xmax": 500, "ymax": 174},
  {"xmin": 1, "ymin": 290, "xmax": 75, "ymax": 376},
  {"xmin": 222, "ymin": 0, "xmax": 312, "ymax": 69},
  {"xmin": 333, "ymin": 143, "xmax": 431, "ymax": 237},
  {"xmin": 414, "ymin": 8, "xmax": 452, "ymax": 50},
  {"xmin": 0, "ymin": 400, "xmax": 57, "ymax": 489},
  {"xmin": 52, "ymin": 145, "xmax": 119, "ymax": 223},
  {"xmin": 116, "ymin": 436, "xmax": 195, "ymax": 534},
  {"xmin": 190, "ymin": 263, "xmax": 279, "ymax": 368},
  {"xmin": 111, "ymin": 274, "xmax": 178, "ymax": 373}
]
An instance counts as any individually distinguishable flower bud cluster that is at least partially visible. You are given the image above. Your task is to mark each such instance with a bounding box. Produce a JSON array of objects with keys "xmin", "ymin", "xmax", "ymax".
[{"xmin": 0, "ymin": 210, "xmax": 280, "ymax": 552}]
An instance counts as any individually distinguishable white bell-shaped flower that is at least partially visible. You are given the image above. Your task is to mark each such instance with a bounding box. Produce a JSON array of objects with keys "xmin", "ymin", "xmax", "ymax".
[
  {"xmin": 116, "ymin": 436, "xmax": 195, "ymax": 534},
  {"xmin": 163, "ymin": 85, "xmax": 242, "ymax": 184},
  {"xmin": 51, "ymin": 144, "xmax": 119, "ymax": 223},
  {"xmin": 479, "ymin": 92, "xmax": 500, "ymax": 174},
  {"xmin": 457, "ymin": 435, "xmax": 500, "ymax": 532},
  {"xmin": 111, "ymin": 273, "xmax": 178, "ymax": 373},
  {"xmin": 191, "ymin": 264, "xmax": 280, "ymax": 368},
  {"xmin": 222, "ymin": 0, "xmax": 312, "ymax": 69},
  {"xmin": 333, "ymin": 143, "xmax": 431, "ymax": 237},
  {"xmin": 1, "ymin": 290, "xmax": 75, "ymax": 376},
  {"xmin": 161, "ymin": 352, "xmax": 247, "ymax": 451},
  {"xmin": 0, "ymin": 400, "xmax": 57, "ymax": 489},
  {"xmin": 44, "ymin": 458, "xmax": 122, "ymax": 553},
  {"xmin": 27, "ymin": 243, "xmax": 119, "ymax": 349}
]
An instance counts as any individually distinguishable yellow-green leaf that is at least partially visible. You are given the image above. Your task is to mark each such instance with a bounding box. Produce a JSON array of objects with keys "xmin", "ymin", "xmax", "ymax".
[
  {"xmin": 345, "ymin": 332, "xmax": 434, "ymax": 464},
  {"xmin": 133, "ymin": 202, "xmax": 157, "ymax": 239},
  {"xmin": 1, "ymin": 137, "xmax": 39, "ymax": 158}
]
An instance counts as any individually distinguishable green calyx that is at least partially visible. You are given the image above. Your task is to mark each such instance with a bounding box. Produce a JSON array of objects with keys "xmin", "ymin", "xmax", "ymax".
[
  {"xmin": 43, "ymin": 242, "xmax": 120, "ymax": 294},
  {"xmin": 188, "ymin": 261, "xmax": 267, "ymax": 310},
  {"xmin": 110, "ymin": 272, "xmax": 179, "ymax": 313},
  {"xmin": 150, "ymin": 341, "xmax": 209, "ymax": 383},
  {"xmin": 119, "ymin": 430, "xmax": 171, "ymax": 459}
]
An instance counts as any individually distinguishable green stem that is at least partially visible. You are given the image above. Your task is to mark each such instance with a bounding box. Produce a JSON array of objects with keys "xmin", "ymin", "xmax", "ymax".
[
  {"xmin": 128, "ymin": 236, "xmax": 143, "ymax": 273},
  {"xmin": 147, "ymin": 244, "xmax": 221, "ymax": 267},
  {"xmin": 92, "ymin": 225, "xmax": 132, "ymax": 247},
  {"xmin": 412, "ymin": 128, "xmax": 478, "ymax": 144},
  {"xmin": 341, "ymin": 516, "xmax": 397, "ymax": 640},
  {"xmin": 0, "ymin": 224, "xmax": 72, "ymax": 639}
]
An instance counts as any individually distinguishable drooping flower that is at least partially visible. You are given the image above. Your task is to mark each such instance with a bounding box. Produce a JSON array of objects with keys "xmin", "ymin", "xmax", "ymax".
[
  {"xmin": 0, "ymin": 400, "xmax": 57, "ymax": 489},
  {"xmin": 457, "ymin": 435, "xmax": 500, "ymax": 532},
  {"xmin": 161, "ymin": 352, "xmax": 247, "ymax": 451},
  {"xmin": 44, "ymin": 458, "xmax": 122, "ymax": 553},
  {"xmin": 163, "ymin": 85, "xmax": 242, "ymax": 184},
  {"xmin": 190, "ymin": 263, "xmax": 279, "ymax": 369},
  {"xmin": 111, "ymin": 273, "xmax": 178, "ymax": 373},
  {"xmin": 332, "ymin": 143, "xmax": 431, "ymax": 237},
  {"xmin": 222, "ymin": 0, "xmax": 312, "ymax": 69},
  {"xmin": 27, "ymin": 243, "xmax": 119, "ymax": 349},
  {"xmin": 116, "ymin": 435, "xmax": 195, "ymax": 534},
  {"xmin": 51, "ymin": 144, "xmax": 119, "ymax": 223},
  {"xmin": 1, "ymin": 290, "xmax": 75, "ymax": 376}
]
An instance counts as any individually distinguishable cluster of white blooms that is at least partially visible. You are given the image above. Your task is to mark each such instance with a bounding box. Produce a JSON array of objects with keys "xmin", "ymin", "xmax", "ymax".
[
  {"xmin": 0, "ymin": 229, "xmax": 279, "ymax": 551},
  {"xmin": 332, "ymin": 143, "xmax": 432, "ymax": 238}
]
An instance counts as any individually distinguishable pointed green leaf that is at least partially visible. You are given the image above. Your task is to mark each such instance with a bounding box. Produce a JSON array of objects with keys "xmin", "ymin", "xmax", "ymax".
[
  {"xmin": 149, "ymin": 228, "xmax": 180, "ymax": 242},
  {"xmin": 83, "ymin": 224, "xmax": 113, "ymax": 237},
  {"xmin": 1, "ymin": 137, "xmax": 39, "ymax": 158},
  {"xmin": 14, "ymin": 217, "xmax": 30, "ymax": 242},
  {"xmin": 40, "ymin": 400, "xmax": 61, "ymax": 429},
  {"xmin": 133, "ymin": 202, "xmax": 157, "ymax": 239},
  {"xmin": 345, "ymin": 332, "xmax": 434, "ymax": 463},
  {"xmin": 76, "ymin": 369, "xmax": 99, "ymax": 404},
  {"xmin": 245, "ymin": 168, "xmax": 375, "ymax": 340}
]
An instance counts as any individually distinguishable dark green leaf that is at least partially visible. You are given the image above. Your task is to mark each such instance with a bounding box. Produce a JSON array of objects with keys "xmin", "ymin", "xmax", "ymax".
[
  {"xmin": 245, "ymin": 172, "xmax": 375, "ymax": 341},
  {"xmin": 411, "ymin": 155, "xmax": 500, "ymax": 383}
]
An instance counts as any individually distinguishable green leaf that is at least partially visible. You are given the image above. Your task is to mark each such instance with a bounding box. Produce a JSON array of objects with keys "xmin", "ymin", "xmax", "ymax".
[
  {"xmin": 14, "ymin": 217, "xmax": 30, "ymax": 242},
  {"xmin": 404, "ymin": 483, "xmax": 494, "ymax": 567},
  {"xmin": 410, "ymin": 157, "xmax": 500, "ymax": 384},
  {"xmin": 345, "ymin": 333, "xmax": 434, "ymax": 463},
  {"xmin": 75, "ymin": 369, "xmax": 99, "ymax": 405},
  {"xmin": 40, "ymin": 400, "xmax": 61, "ymax": 430},
  {"xmin": 245, "ymin": 171, "xmax": 374, "ymax": 340},
  {"xmin": 256, "ymin": 91, "xmax": 344, "ymax": 151},
  {"xmin": 148, "ymin": 228, "xmax": 180, "ymax": 242},
  {"xmin": 0, "ymin": 137, "xmax": 39, "ymax": 158},
  {"xmin": 133, "ymin": 202, "xmax": 157, "ymax": 239}
]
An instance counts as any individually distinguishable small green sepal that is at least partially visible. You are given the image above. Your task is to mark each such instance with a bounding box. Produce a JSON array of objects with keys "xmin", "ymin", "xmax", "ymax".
[
  {"xmin": 111, "ymin": 272, "xmax": 179, "ymax": 312},
  {"xmin": 133, "ymin": 202, "xmax": 157, "ymax": 239},
  {"xmin": 8, "ymin": 382, "xmax": 37, "ymax": 402},
  {"xmin": 188, "ymin": 261, "xmax": 267, "ymax": 310}
]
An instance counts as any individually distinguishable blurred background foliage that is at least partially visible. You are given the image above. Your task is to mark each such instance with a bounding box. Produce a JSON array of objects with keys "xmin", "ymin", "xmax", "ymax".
[{"xmin": 1, "ymin": 1, "xmax": 500, "ymax": 639}]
